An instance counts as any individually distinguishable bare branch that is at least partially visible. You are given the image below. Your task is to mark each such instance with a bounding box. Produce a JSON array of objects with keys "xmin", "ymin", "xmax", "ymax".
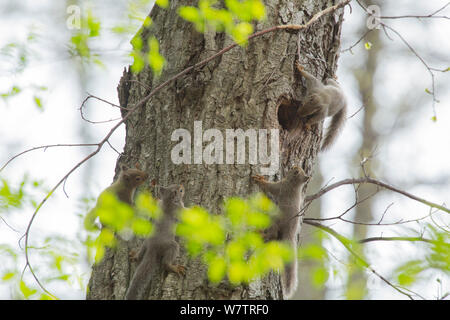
[
  {"xmin": 0, "ymin": 216, "xmax": 20, "ymax": 233},
  {"xmin": 358, "ymin": 236, "xmax": 436, "ymax": 244},
  {"xmin": 341, "ymin": 28, "xmax": 374, "ymax": 53},
  {"xmin": 380, "ymin": 2, "xmax": 450, "ymax": 20},
  {"xmin": 79, "ymin": 94, "xmax": 123, "ymax": 124},
  {"xmin": 305, "ymin": 177, "xmax": 450, "ymax": 214},
  {"xmin": 347, "ymin": 104, "xmax": 365, "ymax": 119},
  {"xmin": 0, "ymin": 144, "xmax": 98, "ymax": 172}
]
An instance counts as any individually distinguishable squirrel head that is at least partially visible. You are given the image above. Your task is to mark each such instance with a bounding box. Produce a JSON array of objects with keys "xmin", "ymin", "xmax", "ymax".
[
  {"xmin": 160, "ymin": 184, "xmax": 185, "ymax": 208},
  {"xmin": 119, "ymin": 164, "xmax": 149, "ymax": 189},
  {"xmin": 287, "ymin": 166, "xmax": 310, "ymax": 184}
]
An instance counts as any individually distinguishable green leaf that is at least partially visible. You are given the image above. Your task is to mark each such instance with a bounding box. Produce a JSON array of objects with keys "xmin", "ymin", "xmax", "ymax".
[
  {"xmin": 156, "ymin": 0, "xmax": 169, "ymax": 8},
  {"xmin": 231, "ymin": 22, "xmax": 253, "ymax": 45},
  {"xmin": 135, "ymin": 192, "xmax": 161, "ymax": 219},
  {"xmin": 311, "ymin": 266, "xmax": 329, "ymax": 288},
  {"xmin": 39, "ymin": 293, "xmax": 55, "ymax": 300},
  {"xmin": 1, "ymin": 85, "xmax": 21, "ymax": 99},
  {"xmin": 225, "ymin": 197, "xmax": 249, "ymax": 226},
  {"xmin": 298, "ymin": 244, "xmax": 327, "ymax": 261},
  {"xmin": 246, "ymin": 211, "xmax": 271, "ymax": 229},
  {"xmin": 249, "ymin": 0, "xmax": 266, "ymax": 20},
  {"xmin": 130, "ymin": 52, "xmax": 145, "ymax": 73},
  {"xmin": 147, "ymin": 37, "xmax": 165, "ymax": 76},
  {"xmin": 179, "ymin": 6, "xmax": 201, "ymax": 22},
  {"xmin": 395, "ymin": 260, "xmax": 424, "ymax": 286},
  {"xmin": 397, "ymin": 273, "xmax": 415, "ymax": 286},
  {"xmin": 364, "ymin": 41, "xmax": 372, "ymax": 50},
  {"xmin": 207, "ymin": 255, "xmax": 227, "ymax": 283},
  {"xmin": 131, "ymin": 218, "xmax": 153, "ymax": 237},
  {"xmin": 19, "ymin": 281, "xmax": 37, "ymax": 299},
  {"xmin": 226, "ymin": 240, "xmax": 246, "ymax": 261},
  {"xmin": 143, "ymin": 16, "xmax": 152, "ymax": 27},
  {"xmin": 87, "ymin": 12, "xmax": 101, "ymax": 37},
  {"xmin": 176, "ymin": 206, "xmax": 226, "ymax": 252},
  {"xmin": 98, "ymin": 228, "xmax": 116, "ymax": 248},
  {"xmin": 131, "ymin": 34, "xmax": 143, "ymax": 51},
  {"xmin": 228, "ymin": 261, "xmax": 249, "ymax": 284},
  {"xmin": 33, "ymin": 96, "xmax": 43, "ymax": 110},
  {"xmin": 2, "ymin": 272, "xmax": 15, "ymax": 281},
  {"xmin": 249, "ymin": 193, "xmax": 276, "ymax": 213}
]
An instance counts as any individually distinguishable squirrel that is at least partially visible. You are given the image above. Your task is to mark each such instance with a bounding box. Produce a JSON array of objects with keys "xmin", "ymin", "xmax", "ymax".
[
  {"xmin": 125, "ymin": 184, "xmax": 186, "ymax": 300},
  {"xmin": 252, "ymin": 166, "xmax": 310, "ymax": 299},
  {"xmin": 295, "ymin": 61, "xmax": 347, "ymax": 151},
  {"xmin": 84, "ymin": 164, "xmax": 149, "ymax": 231}
]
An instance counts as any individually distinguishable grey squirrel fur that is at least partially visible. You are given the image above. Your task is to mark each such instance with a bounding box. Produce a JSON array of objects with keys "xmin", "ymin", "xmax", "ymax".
[
  {"xmin": 252, "ymin": 166, "xmax": 310, "ymax": 299},
  {"xmin": 125, "ymin": 184, "xmax": 186, "ymax": 300},
  {"xmin": 296, "ymin": 61, "xmax": 347, "ymax": 151},
  {"xmin": 84, "ymin": 164, "xmax": 148, "ymax": 231}
]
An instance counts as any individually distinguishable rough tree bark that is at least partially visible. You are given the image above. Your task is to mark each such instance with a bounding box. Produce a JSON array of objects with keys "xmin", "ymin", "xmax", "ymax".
[{"xmin": 87, "ymin": 0, "xmax": 347, "ymax": 300}]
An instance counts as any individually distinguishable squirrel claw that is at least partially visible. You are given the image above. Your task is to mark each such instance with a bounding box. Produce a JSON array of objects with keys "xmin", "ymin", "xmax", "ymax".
[
  {"xmin": 176, "ymin": 265, "xmax": 186, "ymax": 277},
  {"xmin": 304, "ymin": 122, "xmax": 312, "ymax": 131},
  {"xmin": 169, "ymin": 264, "xmax": 186, "ymax": 277},
  {"xmin": 295, "ymin": 61, "xmax": 304, "ymax": 72},
  {"xmin": 129, "ymin": 249, "xmax": 139, "ymax": 262},
  {"xmin": 252, "ymin": 175, "xmax": 267, "ymax": 184}
]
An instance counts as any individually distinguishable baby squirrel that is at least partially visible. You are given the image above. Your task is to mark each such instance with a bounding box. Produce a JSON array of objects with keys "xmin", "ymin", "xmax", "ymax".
[
  {"xmin": 295, "ymin": 61, "xmax": 347, "ymax": 151},
  {"xmin": 84, "ymin": 164, "xmax": 149, "ymax": 230},
  {"xmin": 252, "ymin": 166, "xmax": 310, "ymax": 299},
  {"xmin": 125, "ymin": 184, "xmax": 186, "ymax": 300}
]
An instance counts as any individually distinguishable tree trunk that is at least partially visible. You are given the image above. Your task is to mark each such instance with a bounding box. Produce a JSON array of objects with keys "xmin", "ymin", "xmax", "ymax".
[
  {"xmin": 87, "ymin": 0, "xmax": 346, "ymax": 300},
  {"xmin": 345, "ymin": 0, "xmax": 382, "ymax": 299}
]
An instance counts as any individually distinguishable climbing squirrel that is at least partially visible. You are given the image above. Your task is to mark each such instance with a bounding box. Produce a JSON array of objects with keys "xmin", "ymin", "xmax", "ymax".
[
  {"xmin": 252, "ymin": 166, "xmax": 310, "ymax": 299},
  {"xmin": 125, "ymin": 184, "xmax": 186, "ymax": 300},
  {"xmin": 295, "ymin": 61, "xmax": 347, "ymax": 151},
  {"xmin": 84, "ymin": 164, "xmax": 149, "ymax": 231}
]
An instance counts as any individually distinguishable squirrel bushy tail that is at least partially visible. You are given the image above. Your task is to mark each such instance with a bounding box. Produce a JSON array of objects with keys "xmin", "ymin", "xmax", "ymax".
[
  {"xmin": 321, "ymin": 106, "xmax": 346, "ymax": 151},
  {"xmin": 281, "ymin": 249, "xmax": 298, "ymax": 299},
  {"xmin": 125, "ymin": 253, "xmax": 157, "ymax": 300}
]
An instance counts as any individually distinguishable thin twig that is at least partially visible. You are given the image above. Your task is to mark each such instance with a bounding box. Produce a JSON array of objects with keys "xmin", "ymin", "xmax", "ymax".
[
  {"xmin": 380, "ymin": 2, "xmax": 450, "ymax": 20},
  {"xmin": 358, "ymin": 236, "xmax": 436, "ymax": 244},
  {"xmin": 79, "ymin": 94, "xmax": 123, "ymax": 124},
  {"xmin": 0, "ymin": 144, "xmax": 98, "ymax": 172},
  {"xmin": 341, "ymin": 28, "xmax": 373, "ymax": 53},
  {"xmin": 0, "ymin": 216, "xmax": 20, "ymax": 233},
  {"xmin": 354, "ymin": 0, "xmax": 441, "ymax": 118}
]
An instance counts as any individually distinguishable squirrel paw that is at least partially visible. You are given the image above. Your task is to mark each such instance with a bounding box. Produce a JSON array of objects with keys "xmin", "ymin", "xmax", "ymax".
[
  {"xmin": 304, "ymin": 122, "xmax": 313, "ymax": 131},
  {"xmin": 295, "ymin": 61, "xmax": 304, "ymax": 72},
  {"xmin": 129, "ymin": 249, "xmax": 139, "ymax": 262},
  {"xmin": 252, "ymin": 175, "xmax": 267, "ymax": 184},
  {"xmin": 169, "ymin": 264, "xmax": 186, "ymax": 277}
]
